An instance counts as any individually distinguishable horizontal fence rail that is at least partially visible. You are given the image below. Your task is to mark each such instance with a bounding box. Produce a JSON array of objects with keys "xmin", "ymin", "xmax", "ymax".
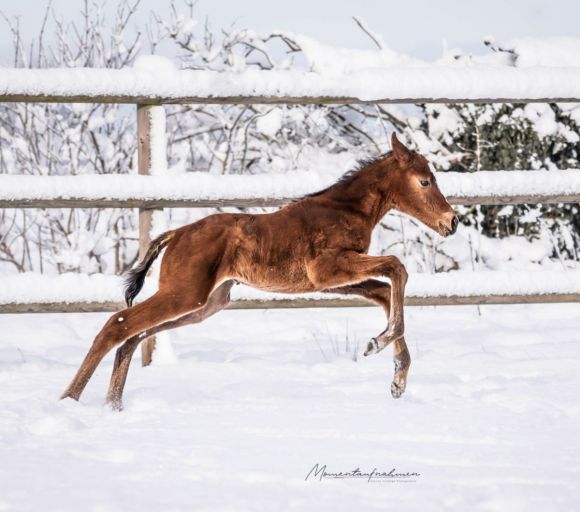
[
  {"xmin": 4, "ymin": 95, "xmax": 580, "ymax": 106},
  {"xmin": 1, "ymin": 170, "xmax": 579, "ymax": 208},
  {"xmin": 2, "ymin": 194, "xmax": 579, "ymax": 209},
  {"xmin": 1, "ymin": 272, "xmax": 579, "ymax": 313},
  {"xmin": 5, "ymin": 292, "xmax": 580, "ymax": 314},
  {"xmin": 3, "ymin": 294, "xmax": 580, "ymax": 314},
  {"xmin": 2, "ymin": 67, "xmax": 580, "ymax": 105}
]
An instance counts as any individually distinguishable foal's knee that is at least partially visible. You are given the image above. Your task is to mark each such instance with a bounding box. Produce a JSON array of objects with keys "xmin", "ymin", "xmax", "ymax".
[{"xmin": 388, "ymin": 256, "xmax": 408, "ymax": 285}]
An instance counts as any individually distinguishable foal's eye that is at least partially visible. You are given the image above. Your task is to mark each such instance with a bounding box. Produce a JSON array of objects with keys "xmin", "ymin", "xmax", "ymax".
[{"xmin": 419, "ymin": 179, "xmax": 430, "ymax": 187}]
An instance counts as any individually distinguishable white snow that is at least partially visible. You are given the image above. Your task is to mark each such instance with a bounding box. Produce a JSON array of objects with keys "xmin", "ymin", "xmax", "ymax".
[
  {"xmin": 0, "ymin": 171, "xmax": 334, "ymax": 202},
  {"xmin": 133, "ymin": 54, "xmax": 179, "ymax": 75},
  {"xmin": 277, "ymin": 31, "xmax": 418, "ymax": 75},
  {"xmin": 1, "ymin": 169, "xmax": 579, "ymax": 204},
  {"xmin": 255, "ymin": 107, "xmax": 284, "ymax": 136},
  {"xmin": 523, "ymin": 104, "xmax": 580, "ymax": 142},
  {"xmin": 437, "ymin": 169, "xmax": 580, "ymax": 200},
  {"xmin": 487, "ymin": 36, "xmax": 580, "ymax": 67},
  {"xmin": 0, "ymin": 303, "xmax": 579, "ymax": 510},
  {"xmin": 0, "ymin": 270, "xmax": 578, "ymax": 307},
  {"xmin": 2, "ymin": 65, "xmax": 580, "ymax": 102},
  {"xmin": 3, "ymin": 36, "xmax": 580, "ymax": 103},
  {"xmin": 147, "ymin": 105, "xmax": 168, "ymax": 175}
]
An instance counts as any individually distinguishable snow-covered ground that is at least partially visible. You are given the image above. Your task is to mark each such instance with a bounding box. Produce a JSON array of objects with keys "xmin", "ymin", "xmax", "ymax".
[{"xmin": 1, "ymin": 303, "xmax": 579, "ymax": 511}]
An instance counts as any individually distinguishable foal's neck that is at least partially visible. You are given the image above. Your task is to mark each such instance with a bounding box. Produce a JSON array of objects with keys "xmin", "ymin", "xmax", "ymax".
[{"xmin": 323, "ymin": 158, "xmax": 395, "ymax": 225}]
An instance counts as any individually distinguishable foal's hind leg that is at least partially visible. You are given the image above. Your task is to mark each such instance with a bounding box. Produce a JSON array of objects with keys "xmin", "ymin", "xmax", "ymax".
[
  {"xmin": 105, "ymin": 339, "xmax": 140, "ymax": 410},
  {"xmin": 106, "ymin": 281, "xmax": 234, "ymax": 410},
  {"xmin": 61, "ymin": 284, "xmax": 213, "ymax": 402},
  {"xmin": 323, "ymin": 279, "xmax": 411, "ymax": 399}
]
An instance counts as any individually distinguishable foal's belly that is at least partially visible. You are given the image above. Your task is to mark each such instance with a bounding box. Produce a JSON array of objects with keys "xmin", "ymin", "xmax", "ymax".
[
  {"xmin": 232, "ymin": 254, "xmax": 318, "ymax": 294},
  {"xmin": 224, "ymin": 212, "xmax": 326, "ymax": 293},
  {"xmin": 240, "ymin": 268, "xmax": 318, "ymax": 294}
]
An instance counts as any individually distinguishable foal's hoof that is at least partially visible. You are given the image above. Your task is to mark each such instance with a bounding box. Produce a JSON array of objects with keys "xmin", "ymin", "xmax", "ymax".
[
  {"xmin": 59, "ymin": 390, "xmax": 80, "ymax": 402},
  {"xmin": 106, "ymin": 397, "xmax": 124, "ymax": 412},
  {"xmin": 110, "ymin": 401, "xmax": 124, "ymax": 412},
  {"xmin": 364, "ymin": 338, "xmax": 380, "ymax": 356},
  {"xmin": 390, "ymin": 380, "xmax": 405, "ymax": 399}
]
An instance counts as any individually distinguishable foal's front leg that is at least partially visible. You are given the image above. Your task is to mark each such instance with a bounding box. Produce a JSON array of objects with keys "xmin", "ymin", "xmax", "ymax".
[
  {"xmin": 391, "ymin": 338, "xmax": 411, "ymax": 398},
  {"xmin": 322, "ymin": 279, "xmax": 411, "ymax": 398},
  {"xmin": 308, "ymin": 251, "xmax": 408, "ymax": 356},
  {"xmin": 362, "ymin": 264, "xmax": 408, "ymax": 357}
]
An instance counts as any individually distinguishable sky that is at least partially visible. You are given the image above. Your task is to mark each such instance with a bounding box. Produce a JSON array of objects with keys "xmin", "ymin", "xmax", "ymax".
[{"xmin": 0, "ymin": 0, "xmax": 579, "ymax": 65}]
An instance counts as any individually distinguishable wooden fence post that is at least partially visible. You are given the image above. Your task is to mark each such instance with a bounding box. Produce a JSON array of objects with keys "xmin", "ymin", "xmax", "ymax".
[{"xmin": 137, "ymin": 104, "xmax": 158, "ymax": 366}]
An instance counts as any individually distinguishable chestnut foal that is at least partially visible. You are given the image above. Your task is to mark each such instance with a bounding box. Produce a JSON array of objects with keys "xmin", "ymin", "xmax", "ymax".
[{"xmin": 61, "ymin": 133, "xmax": 458, "ymax": 409}]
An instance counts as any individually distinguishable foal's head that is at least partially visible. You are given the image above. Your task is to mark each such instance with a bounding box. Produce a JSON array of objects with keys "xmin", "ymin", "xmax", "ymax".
[{"xmin": 387, "ymin": 134, "xmax": 458, "ymax": 237}]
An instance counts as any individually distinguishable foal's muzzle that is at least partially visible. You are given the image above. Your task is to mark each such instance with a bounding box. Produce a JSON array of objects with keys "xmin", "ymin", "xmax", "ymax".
[{"xmin": 438, "ymin": 215, "xmax": 459, "ymax": 237}]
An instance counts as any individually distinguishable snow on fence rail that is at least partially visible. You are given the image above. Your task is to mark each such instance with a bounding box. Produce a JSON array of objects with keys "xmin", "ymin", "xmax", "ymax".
[
  {"xmin": 1, "ymin": 271, "xmax": 579, "ymax": 314},
  {"xmin": 1, "ymin": 169, "xmax": 580, "ymax": 208},
  {"xmin": 2, "ymin": 67, "xmax": 580, "ymax": 104}
]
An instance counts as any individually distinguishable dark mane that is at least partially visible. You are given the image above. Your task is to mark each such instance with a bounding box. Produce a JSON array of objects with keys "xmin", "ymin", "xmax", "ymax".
[{"xmin": 302, "ymin": 151, "xmax": 392, "ymax": 200}]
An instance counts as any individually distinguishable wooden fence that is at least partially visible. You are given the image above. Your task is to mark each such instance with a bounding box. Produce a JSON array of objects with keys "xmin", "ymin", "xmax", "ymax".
[{"xmin": 2, "ymin": 74, "xmax": 580, "ymax": 363}]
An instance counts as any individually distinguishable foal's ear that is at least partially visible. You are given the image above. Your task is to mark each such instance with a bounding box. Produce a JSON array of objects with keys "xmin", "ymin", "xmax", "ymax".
[{"xmin": 391, "ymin": 133, "xmax": 413, "ymax": 164}]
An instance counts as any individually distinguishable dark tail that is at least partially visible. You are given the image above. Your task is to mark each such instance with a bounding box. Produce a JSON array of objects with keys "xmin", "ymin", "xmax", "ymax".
[{"xmin": 124, "ymin": 230, "xmax": 175, "ymax": 307}]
